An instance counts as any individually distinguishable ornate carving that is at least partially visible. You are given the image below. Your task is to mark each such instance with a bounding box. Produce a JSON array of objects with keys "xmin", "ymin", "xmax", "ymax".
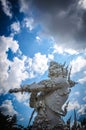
[{"xmin": 9, "ymin": 61, "xmax": 77, "ymax": 130}]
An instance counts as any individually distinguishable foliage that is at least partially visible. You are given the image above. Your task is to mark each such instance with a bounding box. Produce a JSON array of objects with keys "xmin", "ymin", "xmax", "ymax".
[{"xmin": 0, "ymin": 111, "xmax": 23, "ymax": 130}]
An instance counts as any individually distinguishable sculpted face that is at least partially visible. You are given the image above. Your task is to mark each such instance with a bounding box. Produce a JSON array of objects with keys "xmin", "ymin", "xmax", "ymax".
[{"xmin": 48, "ymin": 61, "xmax": 67, "ymax": 78}]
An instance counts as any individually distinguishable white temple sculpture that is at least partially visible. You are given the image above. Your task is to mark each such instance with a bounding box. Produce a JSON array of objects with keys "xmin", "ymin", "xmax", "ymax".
[{"xmin": 9, "ymin": 61, "xmax": 77, "ymax": 130}]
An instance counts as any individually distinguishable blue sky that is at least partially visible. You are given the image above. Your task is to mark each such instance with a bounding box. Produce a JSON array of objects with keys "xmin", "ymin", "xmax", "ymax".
[{"xmin": 0, "ymin": 0, "xmax": 86, "ymax": 127}]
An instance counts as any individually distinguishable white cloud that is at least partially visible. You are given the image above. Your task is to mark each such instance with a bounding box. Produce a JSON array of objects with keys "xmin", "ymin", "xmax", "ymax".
[
  {"xmin": 53, "ymin": 44, "xmax": 79, "ymax": 55},
  {"xmin": 83, "ymin": 96, "xmax": 86, "ymax": 102},
  {"xmin": 23, "ymin": 102, "xmax": 29, "ymax": 107},
  {"xmin": 7, "ymin": 56, "xmax": 29, "ymax": 88},
  {"xmin": 70, "ymin": 56, "xmax": 86, "ymax": 84},
  {"xmin": 74, "ymin": 91, "xmax": 80, "ymax": 96},
  {"xmin": 19, "ymin": 0, "xmax": 29, "ymax": 13},
  {"xmin": 0, "ymin": 36, "xmax": 28, "ymax": 94},
  {"xmin": 31, "ymin": 52, "xmax": 48, "ymax": 75},
  {"xmin": 14, "ymin": 93, "xmax": 29, "ymax": 103},
  {"xmin": 48, "ymin": 54, "xmax": 54, "ymax": 61},
  {"xmin": 0, "ymin": 36, "xmax": 19, "ymax": 93},
  {"xmin": 78, "ymin": 104, "xmax": 86, "ymax": 115},
  {"xmin": 23, "ymin": 17, "xmax": 34, "ymax": 31},
  {"xmin": 12, "ymin": 92, "xmax": 30, "ymax": 107},
  {"xmin": 23, "ymin": 52, "xmax": 50, "ymax": 78},
  {"xmin": 19, "ymin": 117, "xmax": 24, "ymax": 121},
  {"xmin": 67, "ymin": 101, "xmax": 80, "ymax": 111},
  {"xmin": 67, "ymin": 101, "xmax": 86, "ymax": 117},
  {"xmin": 0, "ymin": 0, "xmax": 12, "ymax": 18},
  {"xmin": 24, "ymin": 53, "xmax": 49, "ymax": 78},
  {"xmin": 78, "ymin": 76, "xmax": 86, "ymax": 84},
  {"xmin": 36, "ymin": 36, "xmax": 41, "ymax": 43},
  {"xmin": 0, "ymin": 100, "xmax": 18, "ymax": 116},
  {"xmin": 78, "ymin": 0, "xmax": 86, "ymax": 9},
  {"xmin": 84, "ymin": 71, "xmax": 86, "ymax": 74},
  {"xmin": 11, "ymin": 22, "xmax": 21, "ymax": 35},
  {"xmin": 70, "ymin": 56, "xmax": 86, "ymax": 75},
  {"xmin": 0, "ymin": 36, "xmax": 19, "ymax": 53}
]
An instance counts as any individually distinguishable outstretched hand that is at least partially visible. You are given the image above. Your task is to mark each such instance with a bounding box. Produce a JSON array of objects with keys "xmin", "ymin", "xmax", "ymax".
[{"xmin": 9, "ymin": 88, "xmax": 19, "ymax": 93}]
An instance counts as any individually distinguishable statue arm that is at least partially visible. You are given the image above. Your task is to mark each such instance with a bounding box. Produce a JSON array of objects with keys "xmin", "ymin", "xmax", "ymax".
[
  {"xmin": 29, "ymin": 78, "xmax": 70, "ymax": 92},
  {"xmin": 8, "ymin": 83, "xmax": 45, "ymax": 94},
  {"xmin": 9, "ymin": 78, "xmax": 76, "ymax": 94},
  {"xmin": 8, "ymin": 82, "xmax": 45, "ymax": 94},
  {"xmin": 9, "ymin": 85, "xmax": 31, "ymax": 94}
]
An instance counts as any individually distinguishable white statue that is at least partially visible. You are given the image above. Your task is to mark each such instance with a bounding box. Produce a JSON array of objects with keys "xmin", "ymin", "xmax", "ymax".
[{"xmin": 9, "ymin": 61, "xmax": 76, "ymax": 129}]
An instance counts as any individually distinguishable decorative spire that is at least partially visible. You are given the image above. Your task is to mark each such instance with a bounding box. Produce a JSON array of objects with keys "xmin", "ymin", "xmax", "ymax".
[
  {"xmin": 74, "ymin": 109, "xmax": 77, "ymax": 130},
  {"xmin": 68, "ymin": 66, "xmax": 72, "ymax": 81}
]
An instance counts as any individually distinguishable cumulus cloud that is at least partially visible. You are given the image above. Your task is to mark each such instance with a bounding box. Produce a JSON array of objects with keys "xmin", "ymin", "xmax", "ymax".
[
  {"xmin": 0, "ymin": 0, "xmax": 12, "ymax": 18},
  {"xmin": 32, "ymin": 53, "xmax": 48, "ymax": 74},
  {"xmin": 23, "ymin": 17, "xmax": 34, "ymax": 31},
  {"xmin": 13, "ymin": 92, "xmax": 30, "ymax": 108},
  {"xmin": 70, "ymin": 56, "xmax": 86, "ymax": 75},
  {"xmin": 77, "ymin": 70, "xmax": 86, "ymax": 84},
  {"xmin": 7, "ymin": 56, "xmax": 29, "ymax": 88},
  {"xmin": 26, "ymin": 52, "xmax": 49, "ymax": 77},
  {"xmin": 0, "ymin": 36, "xmax": 19, "ymax": 93},
  {"xmin": 53, "ymin": 44, "xmax": 79, "ymax": 55},
  {"xmin": 11, "ymin": 21, "xmax": 21, "ymax": 35},
  {"xmin": 48, "ymin": 54, "xmax": 54, "ymax": 61},
  {"xmin": 78, "ymin": 76, "xmax": 86, "ymax": 84},
  {"xmin": 70, "ymin": 56, "xmax": 86, "ymax": 84},
  {"xmin": 0, "ymin": 36, "xmax": 28, "ymax": 94},
  {"xmin": 0, "ymin": 100, "xmax": 18, "ymax": 116},
  {"xmin": 14, "ymin": 93, "xmax": 29, "ymax": 103},
  {"xmin": 0, "ymin": 35, "xmax": 19, "ymax": 54},
  {"xmin": 78, "ymin": 104, "xmax": 86, "ymax": 115},
  {"xmin": 67, "ymin": 100, "xmax": 86, "ymax": 117},
  {"xmin": 67, "ymin": 100, "xmax": 80, "ymax": 111}
]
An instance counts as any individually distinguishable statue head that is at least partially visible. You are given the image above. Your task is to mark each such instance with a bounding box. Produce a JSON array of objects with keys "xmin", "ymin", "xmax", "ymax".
[{"xmin": 48, "ymin": 61, "xmax": 68, "ymax": 78}]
